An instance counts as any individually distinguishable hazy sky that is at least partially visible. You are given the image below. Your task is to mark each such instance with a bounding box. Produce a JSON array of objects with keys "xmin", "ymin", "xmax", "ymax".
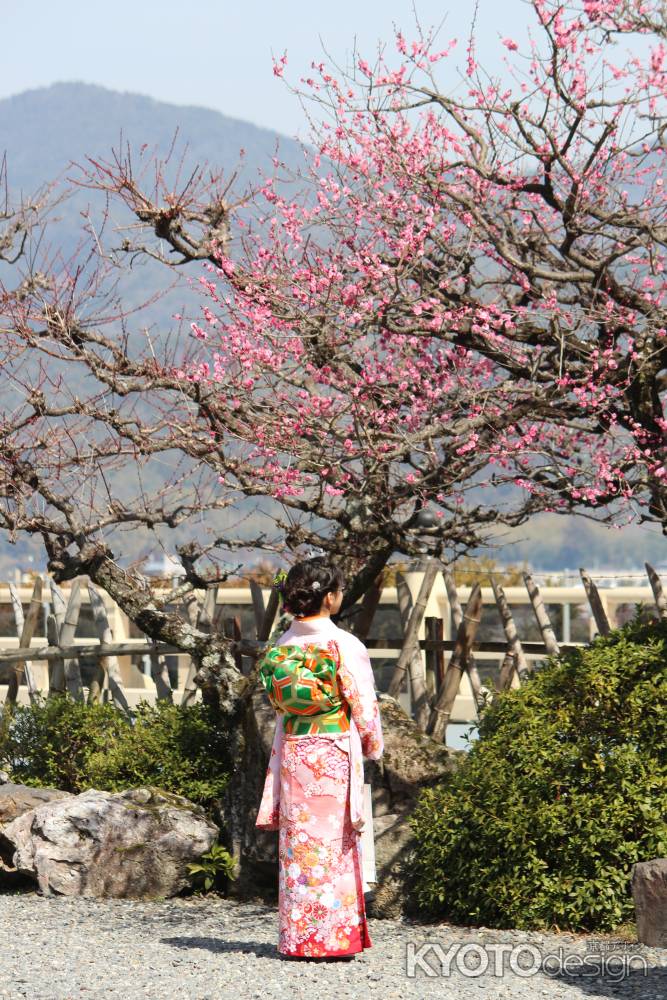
[{"xmin": 1, "ymin": 0, "xmax": 643, "ymax": 138}]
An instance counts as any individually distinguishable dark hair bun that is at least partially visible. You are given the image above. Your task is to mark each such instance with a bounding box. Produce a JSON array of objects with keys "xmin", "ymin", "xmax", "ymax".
[{"xmin": 281, "ymin": 557, "xmax": 345, "ymax": 618}]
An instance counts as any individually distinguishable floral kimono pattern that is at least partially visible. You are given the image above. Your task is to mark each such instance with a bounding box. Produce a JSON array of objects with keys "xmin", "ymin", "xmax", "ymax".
[{"xmin": 255, "ymin": 617, "xmax": 384, "ymax": 958}]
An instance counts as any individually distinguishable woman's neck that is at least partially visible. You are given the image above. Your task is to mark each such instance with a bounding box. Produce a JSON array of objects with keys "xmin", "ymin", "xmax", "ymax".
[{"xmin": 295, "ymin": 610, "xmax": 330, "ymax": 621}]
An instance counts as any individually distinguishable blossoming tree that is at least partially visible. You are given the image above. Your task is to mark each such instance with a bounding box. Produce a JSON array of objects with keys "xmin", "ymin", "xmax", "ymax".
[
  {"xmin": 195, "ymin": 0, "xmax": 665, "ymax": 550},
  {"xmin": 70, "ymin": 0, "xmax": 666, "ymax": 609},
  {"xmin": 1, "ymin": 0, "xmax": 666, "ymax": 874}
]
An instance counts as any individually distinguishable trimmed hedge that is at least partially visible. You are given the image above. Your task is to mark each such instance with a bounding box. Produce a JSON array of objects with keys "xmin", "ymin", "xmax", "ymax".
[
  {"xmin": 410, "ymin": 611, "xmax": 667, "ymax": 931},
  {"xmin": 0, "ymin": 695, "xmax": 230, "ymax": 818}
]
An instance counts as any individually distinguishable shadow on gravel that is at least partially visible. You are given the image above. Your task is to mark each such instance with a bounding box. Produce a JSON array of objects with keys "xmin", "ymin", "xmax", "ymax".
[
  {"xmin": 162, "ymin": 936, "xmax": 275, "ymax": 957},
  {"xmin": 161, "ymin": 936, "xmax": 359, "ymax": 962},
  {"xmin": 131, "ymin": 903, "xmax": 275, "ymax": 930}
]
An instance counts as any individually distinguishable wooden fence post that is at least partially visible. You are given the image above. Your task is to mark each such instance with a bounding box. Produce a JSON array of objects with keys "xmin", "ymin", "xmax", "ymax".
[
  {"xmin": 198, "ymin": 585, "xmax": 219, "ymax": 633},
  {"xmin": 388, "ymin": 564, "xmax": 438, "ymax": 729},
  {"xmin": 425, "ymin": 616, "xmax": 445, "ymax": 698},
  {"xmin": 350, "ymin": 575, "xmax": 383, "ymax": 642},
  {"xmin": 523, "ymin": 571, "xmax": 560, "ymax": 657},
  {"xmin": 179, "ymin": 664, "xmax": 199, "ymax": 707},
  {"xmin": 395, "ymin": 573, "xmax": 413, "ymax": 629},
  {"xmin": 645, "ymin": 562, "xmax": 667, "ymax": 620},
  {"xmin": 427, "ymin": 583, "xmax": 483, "ymax": 743},
  {"xmin": 249, "ymin": 580, "xmax": 266, "ymax": 638},
  {"xmin": 491, "ymin": 579, "xmax": 531, "ymax": 681},
  {"xmin": 179, "ymin": 588, "xmax": 213, "ymax": 707},
  {"xmin": 7, "ymin": 582, "xmax": 38, "ymax": 700},
  {"xmin": 149, "ymin": 645, "xmax": 173, "ymax": 702},
  {"xmin": 87, "ymin": 583, "xmax": 130, "ymax": 714},
  {"xmin": 47, "ymin": 578, "xmax": 67, "ymax": 696},
  {"xmin": 8, "ymin": 583, "xmax": 25, "ymax": 636},
  {"xmin": 5, "ymin": 578, "xmax": 42, "ymax": 707},
  {"xmin": 46, "ymin": 614, "xmax": 66, "ymax": 696},
  {"xmin": 259, "ymin": 588, "xmax": 280, "ymax": 643},
  {"xmin": 391, "ymin": 570, "xmax": 431, "ymax": 727},
  {"xmin": 223, "ymin": 616, "xmax": 244, "ymax": 673},
  {"xmin": 579, "ymin": 568, "xmax": 611, "ymax": 636},
  {"xmin": 497, "ymin": 647, "xmax": 518, "ymax": 691},
  {"xmin": 391, "ymin": 572, "xmax": 428, "ymax": 715},
  {"xmin": 248, "ymin": 578, "xmax": 282, "ymax": 642},
  {"xmin": 49, "ymin": 581, "xmax": 84, "ymax": 701},
  {"xmin": 442, "ymin": 568, "xmax": 485, "ymax": 711}
]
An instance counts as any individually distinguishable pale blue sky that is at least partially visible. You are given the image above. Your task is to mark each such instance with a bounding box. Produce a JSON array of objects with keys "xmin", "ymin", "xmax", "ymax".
[{"xmin": 0, "ymin": 0, "xmax": 637, "ymax": 138}]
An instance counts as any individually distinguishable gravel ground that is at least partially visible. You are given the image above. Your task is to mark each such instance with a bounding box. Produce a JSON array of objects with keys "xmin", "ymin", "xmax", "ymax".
[{"xmin": 0, "ymin": 891, "xmax": 664, "ymax": 1000}]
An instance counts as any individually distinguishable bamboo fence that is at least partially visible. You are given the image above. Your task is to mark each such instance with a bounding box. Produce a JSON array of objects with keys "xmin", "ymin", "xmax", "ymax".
[{"xmin": 0, "ymin": 561, "xmax": 664, "ymax": 743}]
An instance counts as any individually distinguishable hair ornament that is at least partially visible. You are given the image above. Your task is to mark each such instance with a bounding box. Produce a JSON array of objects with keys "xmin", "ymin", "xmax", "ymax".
[
  {"xmin": 272, "ymin": 569, "xmax": 288, "ymax": 592},
  {"xmin": 311, "ymin": 580, "xmax": 321, "ymax": 591}
]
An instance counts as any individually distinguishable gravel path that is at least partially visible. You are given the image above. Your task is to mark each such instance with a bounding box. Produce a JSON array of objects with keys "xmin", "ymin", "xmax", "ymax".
[{"xmin": 0, "ymin": 891, "xmax": 664, "ymax": 1000}]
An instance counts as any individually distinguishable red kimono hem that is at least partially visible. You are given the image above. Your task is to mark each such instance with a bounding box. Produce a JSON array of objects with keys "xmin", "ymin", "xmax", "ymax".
[{"xmin": 279, "ymin": 915, "xmax": 372, "ymax": 958}]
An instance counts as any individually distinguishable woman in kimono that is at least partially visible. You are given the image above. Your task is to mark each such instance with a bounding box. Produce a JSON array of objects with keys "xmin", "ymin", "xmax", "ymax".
[{"xmin": 255, "ymin": 557, "xmax": 384, "ymax": 960}]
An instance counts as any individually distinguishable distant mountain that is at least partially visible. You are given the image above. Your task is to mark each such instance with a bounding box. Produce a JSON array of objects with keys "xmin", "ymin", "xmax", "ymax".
[
  {"xmin": 0, "ymin": 81, "xmax": 303, "ymax": 194},
  {"xmin": 0, "ymin": 81, "xmax": 308, "ymax": 312},
  {"xmin": 483, "ymin": 513, "xmax": 666, "ymax": 575}
]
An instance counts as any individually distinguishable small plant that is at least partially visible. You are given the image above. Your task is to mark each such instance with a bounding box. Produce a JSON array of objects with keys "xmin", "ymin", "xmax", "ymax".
[{"xmin": 186, "ymin": 842, "xmax": 237, "ymax": 894}]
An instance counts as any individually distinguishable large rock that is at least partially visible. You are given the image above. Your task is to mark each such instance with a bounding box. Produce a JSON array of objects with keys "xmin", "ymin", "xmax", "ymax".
[
  {"xmin": 0, "ymin": 782, "xmax": 73, "ymax": 828},
  {"xmin": 370, "ymin": 694, "xmax": 461, "ymax": 812},
  {"xmin": 632, "ymin": 858, "xmax": 667, "ymax": 947},
  {"xmin": 0, "ymin": 783, "xmax": 73, "ymax": 886},
  {"xmin": 2, "ymin": 785, "xmax": 218, "ymax": 899},
  {"xmin": 363, "ymin": 695, "xmax": 462, "ymax": 919}
]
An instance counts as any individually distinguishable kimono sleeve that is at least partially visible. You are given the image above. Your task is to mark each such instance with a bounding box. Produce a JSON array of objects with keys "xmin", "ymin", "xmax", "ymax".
[
  {"xmin": 255, "ymin": 710, "xmax": 283, "ymax": 831},
  {"xmin": 335, "ymin": 637, "xmax": 384, "ymax": 761}
]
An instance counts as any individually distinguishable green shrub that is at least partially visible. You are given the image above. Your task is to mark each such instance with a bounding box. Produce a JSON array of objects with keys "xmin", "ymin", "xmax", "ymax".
[
  {"xmin": 186, "ymin": 841, "xmax": 237, "ymax": 894},
  {"xmin": 410, "ymin": 611, "xmax": 667, "ymax": 932},
  {"xmin": 0, "ymin": 694, "xmax": 230, "ymax": 818}
]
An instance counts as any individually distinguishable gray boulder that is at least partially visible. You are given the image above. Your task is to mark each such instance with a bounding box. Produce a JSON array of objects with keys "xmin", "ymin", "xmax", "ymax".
[
  {"xmin": 2, "ymin": 785, "xmax": 219, "ymax": 899},
  {"xmin": 0, "ymin": 782, "xmax": 73, "ymax": 828},
  {"xmin": 363, "ymin": 695, "xmax": 462, "ymax": 919},
  {"xmin": 0, "ymin": 783, "xmax": 74, "ymax": 885},
  {"xmin": 631, "ymin": 858, "xmax": 667, "ymax": 947}
]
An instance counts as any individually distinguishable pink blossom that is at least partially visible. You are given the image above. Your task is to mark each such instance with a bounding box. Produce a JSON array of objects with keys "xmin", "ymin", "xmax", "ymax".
[{"xmin": 272, "ymin": 51, "xmax": 288, "ymax": 78}]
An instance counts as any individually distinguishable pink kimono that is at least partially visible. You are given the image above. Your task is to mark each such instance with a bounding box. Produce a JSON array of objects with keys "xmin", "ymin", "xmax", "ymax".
[{"xmin": 255, "ymin": 615, "xmax": 384, "ymax": 958}]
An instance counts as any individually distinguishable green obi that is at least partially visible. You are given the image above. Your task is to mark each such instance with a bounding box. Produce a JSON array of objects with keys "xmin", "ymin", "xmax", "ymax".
[{"xmin": 258, "ymin": 643, "xmax": 351, "ymax": 736}]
